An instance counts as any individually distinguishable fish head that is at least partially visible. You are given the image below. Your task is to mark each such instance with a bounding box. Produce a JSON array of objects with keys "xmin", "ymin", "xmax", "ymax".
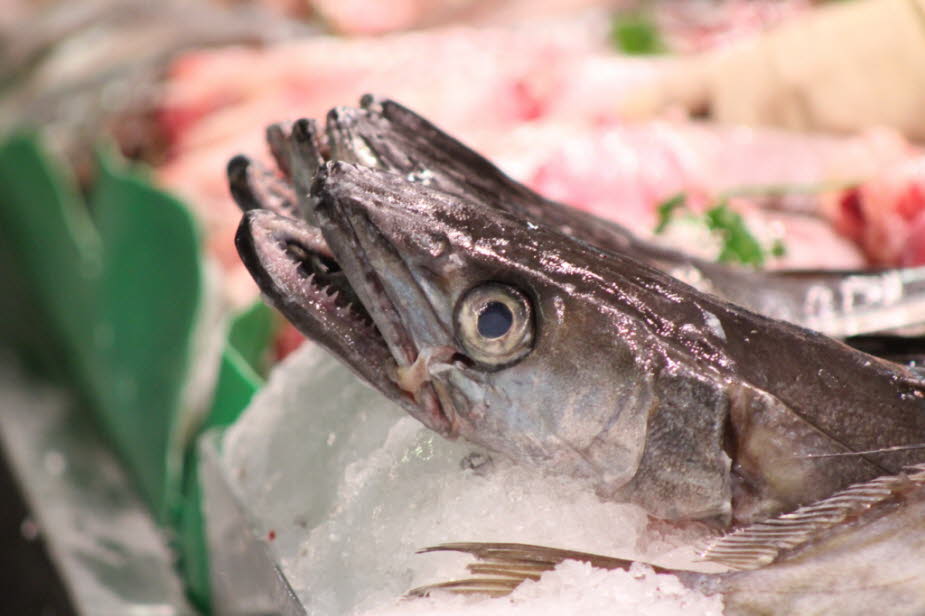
[
  {"xmin": 324, "ymin": 96, "xmax": 636, "ymax": 252},
  {"xmin": 237, "ymin": 159, "xmax": 668, "ymax": 491}
]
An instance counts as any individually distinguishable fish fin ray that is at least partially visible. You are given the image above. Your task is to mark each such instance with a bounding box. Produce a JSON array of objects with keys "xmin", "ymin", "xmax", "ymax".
[
  {"xmin": 408, "ymin": 542, "xmax": 636, "ymax": 598},
  {"xmin": 702, "ymin": 464, "xmax": 925, "ymax": 570}
]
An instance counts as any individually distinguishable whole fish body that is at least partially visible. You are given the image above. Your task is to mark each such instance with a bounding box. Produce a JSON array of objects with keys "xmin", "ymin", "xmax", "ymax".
[
  {"xmin": 228, "ymin": 96, "xmax": 925, "ymax": 340},
  {"xmin": 231, "ymin": 103, "xmax": 925, "ymax": 613}
]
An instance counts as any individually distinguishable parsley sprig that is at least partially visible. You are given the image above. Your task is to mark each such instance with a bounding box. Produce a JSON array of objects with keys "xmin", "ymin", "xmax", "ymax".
[{"xmin": 654, "ymin": 193, "xmax": 786, "ymax": 267}]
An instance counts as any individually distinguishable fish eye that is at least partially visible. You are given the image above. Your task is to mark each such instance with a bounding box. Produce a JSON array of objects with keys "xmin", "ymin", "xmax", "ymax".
[{"xmin": 454, "ymin": 282, "xmax": 534, "ymax": 367}]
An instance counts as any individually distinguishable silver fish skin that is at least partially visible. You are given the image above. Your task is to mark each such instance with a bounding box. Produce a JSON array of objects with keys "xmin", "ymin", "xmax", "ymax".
[
  {"xmin": 228, "ymin": 96, "xmax": 925, "ymax": 339},
  {"xmin": 234, "ymin": 159, "xmax": 925, "ymax": 525}
]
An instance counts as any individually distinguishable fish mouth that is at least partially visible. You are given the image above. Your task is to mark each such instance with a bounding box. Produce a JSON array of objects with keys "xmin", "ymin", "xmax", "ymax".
[
  {"xmin": 235, "ymin": 209, "xmax": 457, "ymax": 436},
  {"xmin": 315, "ymin": 157, "xmax": 467, "ymax": 436},
  {"xmin": 231, "ymin": 107, "xmax": 459, "ymax": 437}
]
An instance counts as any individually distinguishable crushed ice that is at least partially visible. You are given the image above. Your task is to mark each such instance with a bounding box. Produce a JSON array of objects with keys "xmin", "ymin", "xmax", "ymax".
[{"xmin": 223, "ymin": 345, "xmax": 725, "ymax": 615}]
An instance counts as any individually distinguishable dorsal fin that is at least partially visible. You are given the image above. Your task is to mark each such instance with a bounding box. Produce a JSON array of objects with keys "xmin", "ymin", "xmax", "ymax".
[{"xmin": 701, "ymin": 464, "xmax": 925, "ymax": 570}]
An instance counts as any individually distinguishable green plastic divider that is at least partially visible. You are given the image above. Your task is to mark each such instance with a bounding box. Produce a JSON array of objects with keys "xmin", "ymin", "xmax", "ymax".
[
  {"xmin": 0, "ymin": 132, "xmax": 100, "ymax": 393},
  {"xmin": 227, "ymin": 301, "xmax": 275, "ymax": 379},
  {"xmin": 178, "ymin": 344, "xmax": 264, "ymax": 612},
  {"xmin": 0, "ymin": 134, "xmax": 276, "ymax": 612},
  {"xmin": 92, "ymin": 149, "xmax": 204, "ymax": 518},
  {"xmin": 0, "ymin": 135, "xmax": 204, "ymax": 517}
]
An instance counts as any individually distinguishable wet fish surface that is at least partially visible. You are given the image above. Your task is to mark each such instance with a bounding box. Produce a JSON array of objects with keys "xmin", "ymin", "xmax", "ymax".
[
  {"xmin": 230, "ymin": 101, "xmax": 925, "ymax": 613},
  {"xmin": 232, "ymin": 133, "xmax": 925, "ymax": 521},
  {"xmin": 228, "ymin": 96, "xmax": 925, "ymax": 339}
]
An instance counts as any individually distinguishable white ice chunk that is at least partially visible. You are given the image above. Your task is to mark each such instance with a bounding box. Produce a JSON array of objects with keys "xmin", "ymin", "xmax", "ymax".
[
  {"xmin": 364, "ymin": 561, "xmax": 723, "ymax": 616},
  {"xmin": 223, "ymin": 345, "xmax": 725, "ymax": 616}
]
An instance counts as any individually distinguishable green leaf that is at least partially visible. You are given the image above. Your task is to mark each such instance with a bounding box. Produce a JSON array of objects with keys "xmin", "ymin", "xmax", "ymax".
[
  {"xmin": 611, "ymin": 13, "xmax": 666, "ymax": 55},
  {"xmin": 771, "ymin": 238, "xmax": 787, "ymax": 258},
  {"xmin": 654, "ymin": 193, "xmax": 687, "ymax": 235},
  {"xmin": 704, "ymin": 202, "xmax": 766, "ymax": 267},
  {"xmin": 653, "ymin": 191, "xmax": 784, "ymax": 267}
]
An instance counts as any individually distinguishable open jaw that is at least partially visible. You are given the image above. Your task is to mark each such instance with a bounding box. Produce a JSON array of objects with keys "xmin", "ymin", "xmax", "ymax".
[
  {"xmin": 234, "ymin": 206, "xmax": 458, "ymax": 437},
  {"xmin": 228, "ymin": 97, "xmax": 472, "ymax": 436}
]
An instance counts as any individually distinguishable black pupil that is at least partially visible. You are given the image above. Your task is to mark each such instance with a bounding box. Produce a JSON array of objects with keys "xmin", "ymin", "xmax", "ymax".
[{"xmin": 477, "ymin": 301, "xmax": 513, "ymax": 339}]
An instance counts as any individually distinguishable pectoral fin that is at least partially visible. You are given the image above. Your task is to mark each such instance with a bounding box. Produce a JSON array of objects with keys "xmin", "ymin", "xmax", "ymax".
[
  {"xmin": 703, "ymin": 463, "xmax": 925, "ymax": 570},
  {"xmin": 410, "ymin": 465, "xmax": 925, "ymax": 613},
  {"xmin": 408, "ymin": 542, "xmax": 660, "ymax": 598}
]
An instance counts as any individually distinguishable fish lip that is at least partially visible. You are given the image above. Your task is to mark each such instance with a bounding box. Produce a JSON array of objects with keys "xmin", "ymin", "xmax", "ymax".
[
  {"xmin": 235, "ymin": 209, "xmax": 428, "ymax": 414},
  {"xmin": 232, "ymin": 101, "xmax": 461, "ymax": 437},
  {"xmin": 234, "ymin": 209, "xmax": 359, "ymax": 338},
  {"xmin": 311, "ymin": 162, "xmax": 459, "ymax": 437}
]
